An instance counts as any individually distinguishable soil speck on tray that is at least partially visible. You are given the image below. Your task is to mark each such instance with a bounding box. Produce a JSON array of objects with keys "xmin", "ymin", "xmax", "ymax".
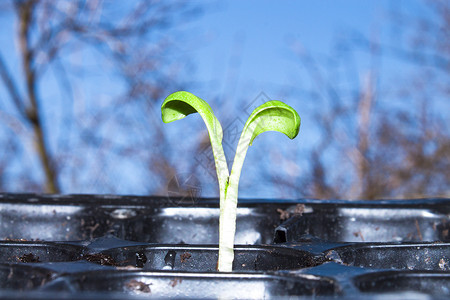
[
  {"xmin": 5, "ymin": 238, "xmax": 29, "ymax": 242},
  {"xmin": 180, "ymin": 252, "xmax": 191, "ymax": 263},
  {"xmin": 169, "ymin": 277, "xmax": 182, "ymax": 287},
  {"xmin": 277, "ymin": 204, "xmax": 305, "ymax": 221},
  {"xmin": 353, "ymin": 230, "xmax": 365, "ymax": 241},
  {"xmin": 439, "ymin": 258, "xmax": 449, "ymax": 270},
  {"xmin": 277, "ymin": 208, "xmax": 290, "ymax": 221},
  {"xmin": 125, "ymin": 279, "xmax": 151, "ymax": 293},
  {"xmin": 84, "ymin": 253, "xmax": 117, "ymax": 266},
  {"xmin": 293, "ymin": 204, "xmax": 305, "ymax": 215},
  {"xmin": 17, "ymin": 253, "xmax": 40, "ymax": 263}
]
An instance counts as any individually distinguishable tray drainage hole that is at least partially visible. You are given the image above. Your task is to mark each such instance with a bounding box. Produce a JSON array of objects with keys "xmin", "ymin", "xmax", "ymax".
[
  {"xmin": 163, "ymin": 250, "xmax": 176, "ymax": 270},
  {"xmin": 274, "ymin": 228, "xmax": 287, "ymax": 243},
  {"xmin": 135, "ymin": 251, "xmax": 147, "ymax": 268}
]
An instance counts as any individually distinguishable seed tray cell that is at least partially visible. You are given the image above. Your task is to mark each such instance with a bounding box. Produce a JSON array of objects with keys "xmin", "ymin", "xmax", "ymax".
[
  {"xmin": 51, "ymin": 271, "xmax": 340, "ymax": 298},
  {"xmin": 0, "ymin": 242, "xmax": 84, "ymax": 263},
  {"xmin": 327, "ymin": 243, "xmax": 450, "ymax": 271},
  {"xmin": 0, "ymin": 264, "xmax": 54, "ymax": 291},
  {"xmin": 275, "ymin": 206, "xmax": 450, "ymax": 243},
  {"xmin": 355, "ymin": 271, "xmax": 450, "ymax": 296},
  {"xmin": 95, "ymin": 244, "xmax": 325, "ymax": 271},
  {"xmin": 0, "ymin": 193, "xmax": 449, "ymax": 299}
]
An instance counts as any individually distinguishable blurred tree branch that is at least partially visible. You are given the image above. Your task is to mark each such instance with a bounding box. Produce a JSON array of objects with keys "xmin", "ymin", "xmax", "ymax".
[
  {"xmin": 15, "ymin": 0, "xmax": 59, "ymax": 193},
  {"xmin": 0, "ymin": 0, "xmax": 200, "ymax": 193},
  {"xmin": 288, "ymin": 0, "xmax": 449, "ymax": 199},
  {"xmin": 0, "ymin": 55, "xmax": 26, "ymax": 116}
]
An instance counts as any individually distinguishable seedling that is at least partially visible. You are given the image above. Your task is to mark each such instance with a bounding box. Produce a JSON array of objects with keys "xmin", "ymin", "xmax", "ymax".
[{"xmin": 161, "ymin": 91, "xmax": 301, "ymax": 272}]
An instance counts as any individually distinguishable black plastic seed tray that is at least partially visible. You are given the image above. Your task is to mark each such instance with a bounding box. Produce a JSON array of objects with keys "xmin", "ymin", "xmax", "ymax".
[{"xmin": 0, "ymin": 193, "xmax": 449, "ymax": 299}]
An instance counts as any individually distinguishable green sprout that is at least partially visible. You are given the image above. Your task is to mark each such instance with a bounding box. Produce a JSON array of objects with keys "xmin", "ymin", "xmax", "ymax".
[{"xmin": 161, "ymin": 91, "xmax": 301, "ymax": 272}]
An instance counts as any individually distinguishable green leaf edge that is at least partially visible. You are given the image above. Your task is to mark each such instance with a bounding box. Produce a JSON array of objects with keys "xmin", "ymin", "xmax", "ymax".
[
  {"xmin": 161, "ymin": 91, "xmax": 224, "ymax": 142},
  {"xmin": 243, "ymin": 100, "xmax": 301, "ymax": 146},
  {"xmin": 161, "ymin": 91, "xmax": 230, "ymax": 211}
]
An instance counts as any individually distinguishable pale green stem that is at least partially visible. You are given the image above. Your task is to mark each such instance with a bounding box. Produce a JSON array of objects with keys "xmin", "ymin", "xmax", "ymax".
[
  {"xmin": 215, "ymin": 149, "xmax": 228, "ymax": 257},
  {"xmin": 211, "ymin": 138, "xmax": 229, "ymax": 208},
  {"xmin": 209, "ymin": 119, "xmax": 229, "ymax": 261},
  {"xmin": 217, "ymin": 124, "xmax": 254, "ymax": 272}
]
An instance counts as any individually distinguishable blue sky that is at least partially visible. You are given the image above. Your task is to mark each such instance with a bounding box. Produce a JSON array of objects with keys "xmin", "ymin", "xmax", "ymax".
[
  {"xmin": 189, "ymin": 0, "xmax": 387, "ymax": 93},
  {"xmin": 1, "ymin": 0, "xmax": 444, "ymax": 197},
  {"xmin": 158, "ymin": 0, "xmax": 413, "ymax": 197},
  {"xmin": 179, "ymin": 0, "xmax": 423, "ymax": 144}
]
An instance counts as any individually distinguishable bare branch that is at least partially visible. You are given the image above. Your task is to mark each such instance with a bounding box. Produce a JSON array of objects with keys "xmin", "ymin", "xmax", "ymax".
[
  {"xmin": 16, "ymin": 0, "xmax": 60, "ymax": 193},
  {"xmin": 0, "ymin": 53, "xmax": 26, "ymax": 116}
]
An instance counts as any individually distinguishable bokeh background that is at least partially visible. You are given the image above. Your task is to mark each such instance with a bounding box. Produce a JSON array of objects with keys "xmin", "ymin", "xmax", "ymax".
[{"xmin": 0, "ymin": 0, "xmax": 448, "ymax": 199}]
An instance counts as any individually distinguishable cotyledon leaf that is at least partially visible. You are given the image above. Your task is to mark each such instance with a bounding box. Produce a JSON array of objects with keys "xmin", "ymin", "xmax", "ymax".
[
  {"xmin": 161, "ymin": 91, "xmax": 224, "ymax": 142},
  {"xmin": 243, "ymin": 100, "xmax": 301, "ymax": 145},
  {"xmin": 217, "ymin": 100, "xmax": 301, "ymax": 272},
  {"xmin": 161, "ymin": 91, "xmax": 229, "ymax": 209}
]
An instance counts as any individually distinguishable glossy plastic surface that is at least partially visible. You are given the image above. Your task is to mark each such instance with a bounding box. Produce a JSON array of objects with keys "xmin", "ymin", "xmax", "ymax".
[{"xmin": 0, "ymin": 194, "xmax": 449, "ymax": 298}]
